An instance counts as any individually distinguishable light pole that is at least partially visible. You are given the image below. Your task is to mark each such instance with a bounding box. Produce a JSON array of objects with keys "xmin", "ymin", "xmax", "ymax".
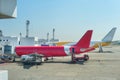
[{"xmin": 26, "ymin": 20, "xmax": 30, "ymax": 38}]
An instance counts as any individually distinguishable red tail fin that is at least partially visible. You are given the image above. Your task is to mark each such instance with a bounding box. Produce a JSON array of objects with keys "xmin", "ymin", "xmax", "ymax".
[{"xmin": 75, "ymin": 30, "xmax": 93, "ymax": 48}]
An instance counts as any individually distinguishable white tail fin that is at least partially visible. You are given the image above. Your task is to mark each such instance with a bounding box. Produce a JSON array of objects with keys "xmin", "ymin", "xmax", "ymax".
[{"xmin": 102, "ymin": 27, "xmax": 116, "ymax": 42}]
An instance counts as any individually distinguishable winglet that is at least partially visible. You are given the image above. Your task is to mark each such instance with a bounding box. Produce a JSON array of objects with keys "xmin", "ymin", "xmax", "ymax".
[{"xmin": 102, "ymin": 27, "xmax": 117, "ymax": 42}]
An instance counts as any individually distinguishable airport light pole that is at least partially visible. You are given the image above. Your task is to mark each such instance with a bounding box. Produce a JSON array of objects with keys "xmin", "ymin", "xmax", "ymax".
[
  {"xmin": 53, "ymin": 28, "xmax": 55, "ymax": 40},
  {"xmin": 47, "ymin": 32, "xmax": 49, "ymax": 42},
  {"xmin": 26, "ymin": 20, "xmax": 30, "ymax": 38}
]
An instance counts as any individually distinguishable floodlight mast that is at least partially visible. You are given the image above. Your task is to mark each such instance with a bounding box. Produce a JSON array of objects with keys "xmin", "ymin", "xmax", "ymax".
[{"xmin": 26, "ymin": 20, "xmax": 30, "ymax": 38}]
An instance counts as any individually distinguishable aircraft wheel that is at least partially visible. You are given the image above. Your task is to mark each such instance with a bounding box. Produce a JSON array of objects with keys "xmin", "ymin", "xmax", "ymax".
[
  {"xmin": 12, "ymin": 56, "xmax": 16, "ymax": 62},
  {"xmin": 84, "ymin": 54, "xmax": 89, "ymax": 61},
  {"xmin": 36, "ymin": 57, "xmax": 42, "ymax": 65}
]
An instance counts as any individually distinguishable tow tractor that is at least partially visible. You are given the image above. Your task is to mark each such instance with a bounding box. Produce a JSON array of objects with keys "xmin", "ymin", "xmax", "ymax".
[{"xmin": 0, "ymin": 54, "xmax": 15, "ymax": 62}]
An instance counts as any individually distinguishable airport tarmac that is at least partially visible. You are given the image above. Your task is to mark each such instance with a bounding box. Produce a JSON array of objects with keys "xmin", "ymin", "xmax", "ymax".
[{"xmin": 0, "ymin": 45, "xmax": 120, "ymax": 80}]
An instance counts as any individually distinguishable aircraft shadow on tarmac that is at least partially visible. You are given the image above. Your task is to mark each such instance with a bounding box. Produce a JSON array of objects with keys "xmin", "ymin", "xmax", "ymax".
[
  {"xmin": 15, "ymin": 60, "xmax": 85, "ymax": 69},
  {"xmin": 16, "ymin": 61, "xmax": 42, "ymax": 69},
  {"xmin": 22, "ymin": 63, "xmax": 40, "ymax": 69},
  {"xmin": 92, "ymin": 51, "xmax": 113, "ymax": 53},
  {"xmin": 44, "ymin": 61, "xmax": 85, "ymax": 65}
]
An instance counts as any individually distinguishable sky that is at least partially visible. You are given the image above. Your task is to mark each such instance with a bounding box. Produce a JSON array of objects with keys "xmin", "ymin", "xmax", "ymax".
[{"xmin": 0, "ymin": 0, "xmax": 120, "ymax": 41}]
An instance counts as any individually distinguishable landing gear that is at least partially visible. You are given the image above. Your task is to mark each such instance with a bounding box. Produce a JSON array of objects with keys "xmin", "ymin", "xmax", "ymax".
[
  {"xmin": 12, "ymin": 56, "xmax": 16, "ymax": 62},
  {"xmin": 44, "ymin": 57, "xmax": 54, "ymax": 62},
  {"xmin": 35, "ymin": 56, "xmax": 42, "ymax": 65},
  {"xmin": 44, "ymin": 57, "xmax": 49, "ymax": 61},
  {"xmin": 83, "ymin": 54, "xmax": 89, "ymax": 61},
  {"xmin": 71, "ymin": 48, "xmax": 89, "ymax": 64},
  {"xmin": 98, "ymin": 43, "xmax": 103, "ymax": 53}
]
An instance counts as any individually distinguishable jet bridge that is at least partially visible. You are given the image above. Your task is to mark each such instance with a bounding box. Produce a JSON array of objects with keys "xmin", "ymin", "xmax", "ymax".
[{"xmin": 0, "ymin": 0, "xmax": 17, "ymax": 19}]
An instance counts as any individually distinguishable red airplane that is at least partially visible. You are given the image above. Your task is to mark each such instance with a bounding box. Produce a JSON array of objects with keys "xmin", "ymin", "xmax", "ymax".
[{"xmin": 15, "ymin": 30, "xmax": 94, "ymax": 64}]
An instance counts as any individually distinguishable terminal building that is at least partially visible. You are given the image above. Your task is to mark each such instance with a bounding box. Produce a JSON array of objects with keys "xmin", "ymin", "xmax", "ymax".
[
  {"xmin": 38, "ymin": 38, "xmax": 59, "ymax": 46},
  {"xmin": 0, "ymin": 36, "xmax": 18, "ymax": 54},
  {"xmin": 19, "ymin": 37, "xmax": 36, "ymax": 46},
  {"xmin": 0, "ymin": 36, "xmax": 37, "ymax": 54},
  {"xmin": 0, "ymin": 30, "xmax": 37, "ymax": 54}
]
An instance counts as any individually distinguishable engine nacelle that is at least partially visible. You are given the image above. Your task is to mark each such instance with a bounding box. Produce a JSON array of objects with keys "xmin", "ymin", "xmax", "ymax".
[{"xmin": 21, "ymin": 55, "xmax": 35, "ymax": 62}]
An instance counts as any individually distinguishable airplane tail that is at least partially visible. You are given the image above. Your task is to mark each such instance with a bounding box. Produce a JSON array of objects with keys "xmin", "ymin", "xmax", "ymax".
[
  {"xmin": 102, "ymin": 27, "xmax": 116, "ymax": 42},
  {"xmin": 72, "ymin": 30, "xmax": 94, "ymax": 53},
  {"xmin": 75, "ymin": 30, "xmax": 93, "ymax": 48}
]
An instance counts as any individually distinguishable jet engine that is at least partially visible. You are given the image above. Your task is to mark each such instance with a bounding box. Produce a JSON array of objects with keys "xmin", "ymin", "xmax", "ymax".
[
  {"xmin": 21, "ymin": 54, "xmax": 43, "ymax": 65},
  {"xmin": 21, "ymin": 55, "xmax": 35, "ymax": 62}
]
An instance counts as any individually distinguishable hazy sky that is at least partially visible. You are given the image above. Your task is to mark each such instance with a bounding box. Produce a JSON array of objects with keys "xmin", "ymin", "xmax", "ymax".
[{"xmin": 0, "ymin": 0, "xmax": 120, "ymax": 41}]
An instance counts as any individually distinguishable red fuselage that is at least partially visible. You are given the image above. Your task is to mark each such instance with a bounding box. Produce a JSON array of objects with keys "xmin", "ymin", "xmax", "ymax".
[
  {"xmin": 15, "ymin": 46, "xmax": 68, "ymax": 57},
  {"xmin": 15, "ymin": 46, "xmax": 94, "ymax": 57}
]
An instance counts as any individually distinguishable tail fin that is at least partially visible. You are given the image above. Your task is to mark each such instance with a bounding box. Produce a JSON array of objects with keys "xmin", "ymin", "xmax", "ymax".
[
  {"xmin": 102, "ymin": 27, "xmax": 117, "ymax": 42},
  {"xmin": 75, "ymin": 30, "xmax": 93, "ymax": 48}
]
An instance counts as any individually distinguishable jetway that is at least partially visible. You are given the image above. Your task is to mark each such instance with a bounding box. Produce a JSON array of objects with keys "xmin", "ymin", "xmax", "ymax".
[{"xmin": 0, "ymin": 0, "xmax": 17, "ymax": 19}]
